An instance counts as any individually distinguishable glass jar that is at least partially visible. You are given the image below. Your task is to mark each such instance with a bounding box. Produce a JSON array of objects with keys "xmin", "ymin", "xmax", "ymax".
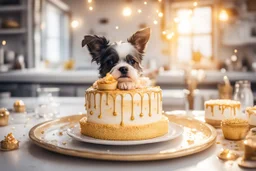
[{"xmin": 233, "ymin": 80, "xmax": 254, "ymax": 112}]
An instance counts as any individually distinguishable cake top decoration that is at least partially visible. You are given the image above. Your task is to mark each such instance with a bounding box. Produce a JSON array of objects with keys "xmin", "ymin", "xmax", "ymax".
[
  {"xmin": 0, "ymin": 108, "xmax": 10, "ymax": 117},
  {"xmin": 1, "ymin": 133, "xmax": 19, "ymax": 150},
  {"xmin": 14, "ymin": 100, "xmax": 25, "ymax": 107}
]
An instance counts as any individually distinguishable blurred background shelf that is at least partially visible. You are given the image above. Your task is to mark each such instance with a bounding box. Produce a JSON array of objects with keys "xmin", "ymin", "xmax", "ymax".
[
  {"xmin": 0, "ymin": 28, "xmax": 26, "ymax": 34},
  {"xmin": 0, "ymin": 5, "xmax": 26, "ymax": 12}
]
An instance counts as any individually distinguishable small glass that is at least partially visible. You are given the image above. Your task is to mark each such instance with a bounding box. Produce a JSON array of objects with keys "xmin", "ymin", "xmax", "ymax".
[
  {"xmin": 35, "ymin": 87, "xmax": 60, "ymax": 119},
  {"xmin": 233, "ymin": 80, "xmax": 254, "ymax": 112}
]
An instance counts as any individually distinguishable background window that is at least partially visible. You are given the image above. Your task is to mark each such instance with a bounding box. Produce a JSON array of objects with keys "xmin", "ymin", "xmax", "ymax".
[
  {"xmin": 42, "ymin": 1, "xmax": 70, "ymax": 63},
  {"xmin": 176, "ymin": 6, "xmax": 212, "ymax": 62}
]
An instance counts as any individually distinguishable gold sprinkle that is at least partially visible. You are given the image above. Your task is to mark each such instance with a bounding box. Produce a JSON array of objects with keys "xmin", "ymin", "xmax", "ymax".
[
  {"xmin": 62, "ymin": 142, "xmax": 67, "ymax": 145},
  {"xmin": 187, "ymin": 140, "xmax": 194, "ymax": 145},
  {"xmin": 59, "ymin": 132, "xmax": 63, "ymax": 136},
  {"xmin": 90, "ymin": 111, "xmax": 93, "ymax": 115},
  {"xmin": 113, "ymin": 112, "xmax": 117, "ymax": 116},
  {"xmin": 140, "ymin": 113, "xmax": 143, "ymax": 117},
  {"xmin": 41, "ymin": 131, "xmax": 44, "ymax": 134}
]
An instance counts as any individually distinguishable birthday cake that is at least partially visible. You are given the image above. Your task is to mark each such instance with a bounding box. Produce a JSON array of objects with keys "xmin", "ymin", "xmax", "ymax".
[
  {"xmin": 80, "ymin": 74, "xmax": 169, "ymax": 140},
  {"xmin": 204, "ymin": 99, "xmax": 241, "ymax": 127}
]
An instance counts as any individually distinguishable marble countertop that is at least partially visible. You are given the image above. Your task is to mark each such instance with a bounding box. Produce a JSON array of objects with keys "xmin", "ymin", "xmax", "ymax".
[
  {"xmin": 0, "ymin": 97, "xmax": 250, "ymax": 171},
  {"xmin": 0, "ymin": 69, "xmax": 255, "ymax": 84}
]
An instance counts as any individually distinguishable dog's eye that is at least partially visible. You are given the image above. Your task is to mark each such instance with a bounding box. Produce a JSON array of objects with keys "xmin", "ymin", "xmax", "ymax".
[
  {"xmin": 107, "ymin": 60, "xmax": 114, "ymax": 65},
  {"xmin": 128, "ymin": 59, "xmax": 136, "ymax": 65}
]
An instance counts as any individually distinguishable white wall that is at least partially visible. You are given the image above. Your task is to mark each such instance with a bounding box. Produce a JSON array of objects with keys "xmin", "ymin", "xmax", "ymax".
[{"xmin": 62, "ymin": 0, "xmax": 169, "ymax": 68}]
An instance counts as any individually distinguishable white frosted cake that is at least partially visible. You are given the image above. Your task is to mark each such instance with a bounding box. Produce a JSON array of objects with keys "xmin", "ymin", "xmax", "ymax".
[
  {"xmin": 204, "ymin": 99, "xmax": 241, "ymax": 127},
  {"xmin": 80, "ymin": 74, "xmax": 168, "ymax": 140},
  {"xmin": 246, "ymin": 106, "xmax": 256, "ymax": 127}
]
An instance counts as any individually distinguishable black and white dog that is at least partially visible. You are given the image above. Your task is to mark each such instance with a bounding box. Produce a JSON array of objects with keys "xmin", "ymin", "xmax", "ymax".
[{"xmin": 82, "ymin": 27, "xmax": 151, "ymax": 90}]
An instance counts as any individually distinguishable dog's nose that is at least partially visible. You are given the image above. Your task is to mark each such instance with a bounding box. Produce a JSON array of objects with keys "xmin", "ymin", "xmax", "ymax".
[{"xmin": 119, "ymin": 66, "xmax": 128, "ymax": 74}]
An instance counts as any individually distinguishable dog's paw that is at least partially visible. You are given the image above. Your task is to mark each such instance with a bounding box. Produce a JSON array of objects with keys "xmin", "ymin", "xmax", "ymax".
[
  {"xmin": 118, "ymin": 82, "xmax": 135, "ymax": 90},
  {"xmin": 136, "ymin": 77, "xmax": 151, "ymax": 88}
]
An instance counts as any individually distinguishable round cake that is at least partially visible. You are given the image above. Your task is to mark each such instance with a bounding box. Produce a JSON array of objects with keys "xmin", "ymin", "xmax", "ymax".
[
  {"xmin": 245, "ymin": 106, "xmax": 256, "ymax": 127},
  {"xmin": 80, "ymin": 86, "xmax": 169, "ymax": 140},
  {"xmin": 204, "ymin": 99, "xmax": 241, "ymax": 127}
]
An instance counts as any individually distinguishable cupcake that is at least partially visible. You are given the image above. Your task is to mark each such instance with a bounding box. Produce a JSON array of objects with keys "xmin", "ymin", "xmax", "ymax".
[
  {"xmin": 97, "ymin": 73, "xmax": 117, "ymax": 90},
  {"xmin": 0, "ymin": 108, "xmax": 9, "ymax": 126},
  {"xmin": 13, "ymin": 100, "xmax": 26, "ymax": 113},
  {"xmin": 1, "ymin": 133, "xmax": 19, "ymax": 150},
  {"xmin": 221, "ymin": 118, "xmax": 249, "ymax": 140}
]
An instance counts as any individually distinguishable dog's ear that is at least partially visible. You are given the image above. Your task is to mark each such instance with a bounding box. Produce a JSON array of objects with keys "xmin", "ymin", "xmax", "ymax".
[
  {"xmin": 82, "ymin": 35, "xmax": 109, "ymax": 64},
  {"xmin": 127, "ymin": 27, "xmax": 150, "ymax": 54}
]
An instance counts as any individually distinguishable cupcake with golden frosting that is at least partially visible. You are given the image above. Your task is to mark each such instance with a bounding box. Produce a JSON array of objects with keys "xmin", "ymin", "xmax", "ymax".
[
  {"xmin": 94, "ymin": 73, "xmax": 118, "ymax": 90},
  {"xmin": 1, "ymin": 133, "xmax": 19, "ymax": 150},
  {"xmin": 0, "ymin": 108, "xmax": 9, "ymax": 126},
  {"xmin": 13, "ymin": 100, "xmax": 26, "ymax": 113},
  {"xmin": 221, "ymin": 118, "xmax": 249, "ymax": 140}
]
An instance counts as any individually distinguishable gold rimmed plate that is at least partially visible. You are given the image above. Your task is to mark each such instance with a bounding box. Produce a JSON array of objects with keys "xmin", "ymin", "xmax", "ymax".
[
  {"xmin": 29, "ymin": 113, "xmax": 217, "ymax": 161},
  {"xmin": 67, "ymin": 122, "xmax": 183, "ymax": 146}
]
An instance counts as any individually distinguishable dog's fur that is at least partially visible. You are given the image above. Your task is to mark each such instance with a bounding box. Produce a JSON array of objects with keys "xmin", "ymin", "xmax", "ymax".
[{"xmin": 82, "ymin": 28, "xmax": 151, "ymax": 90}]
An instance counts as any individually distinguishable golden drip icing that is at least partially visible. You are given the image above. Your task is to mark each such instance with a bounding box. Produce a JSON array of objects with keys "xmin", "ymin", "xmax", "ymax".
[
  {"xmin": 112, "ymin": 94, "xmax": 117, "ymax": 116},
  {"xmin": 98, "ymin": 94, "xmax": 102, "ymax": 118},
  {"xmin": 206, "ymin": 103, "xmax": 240, "ymax": 117},
  {"xmin": 93, "ymin": 93, "xmax": 97, "ymax": 109},
  {"xmin": 120, "ymin": 94, "xmax": 124, "ymax": 126},
  {"xmin": 156, "ymin": 92, "xmax": 159, "ymax": 114},
  {"xmin": 148, "ymin": 92, "xmax": 152, "ymax": 117},
  {"xmin": 140, "ymin": 93, "xmax": 144, "ymax": 117},
  {"xmin": 85, "ymin": 87, "xmax": 162, "ymax": 123},
  {"xmin": 106, "ymin": 93, "xmax": 109, "ymax": 105},
  {"xmin": 130, "ymin": 93, "xmax": 134, "ymax": 121},
  {"xmin": 86, "ymin": 93, "xmax": 91, "ymax": 109}
]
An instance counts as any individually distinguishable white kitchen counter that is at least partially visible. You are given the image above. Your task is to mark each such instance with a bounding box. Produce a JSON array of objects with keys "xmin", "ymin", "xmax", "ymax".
[
  {"xmin": 0, "ymin": 69, "xmax": 255, "ymax": 84},
  {"xmin": 0, "ymin": 97, "xmax": 249, "ymax": 171}
]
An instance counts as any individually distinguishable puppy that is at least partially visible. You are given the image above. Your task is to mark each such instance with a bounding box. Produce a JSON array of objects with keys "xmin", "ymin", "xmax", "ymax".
[{"xmin": 82, "ymin": 27, "xmax": 151, "ymax": 90}]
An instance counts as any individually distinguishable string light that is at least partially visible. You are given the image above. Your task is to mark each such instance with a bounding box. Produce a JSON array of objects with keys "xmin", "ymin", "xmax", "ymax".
[
  {"xmin": 71, "ymin": 20, "xmax": 79, "ymax": 28},
  {"xmin": 2, "ymin": 40, "xmax": 6, "ymax": 46},
  {"xmin": 88, "ymin": 0, "xmax": 92, "ymax": 3},
  {"xmin": 219, "ymin": 9, "xmax": 228, "ymax": 21},
  {"xmin": 162, "ymin": 31, "xmax": 166, "ymax": 35},
  {"xmin": 115, "ymin": 26, "xmax": 119, "ymax": 29},
  {"xmin": 193, "ymin": 2, "xmax": 198, "ymax": 7},
  {"xmin": 158, "ymin": 12, "xmax": 163, "ymax": 17},
  {"xmin": 153, "ymin": 20, "xmax": 158, "ymax": 25},
  {"xmin": 174, "ymin": 17, "xmax": 180, "ymax": 23},
  {"xmin": 166, "ymin": 32, "xmax": 174, "ymax": 40},
  {"xmin": 123, "ymin": 7, "xmax": 132, "ymax": 16},
  {"xmin": 158, "ymin": 0, "xmax": 162, "ymax": 2},
  {"xmin": 138, "ymin": 9, "xmax": 142, "ymax": 13},
  {"xmin": 89, "ymin": 6, "xmax": 93, "ymax": 11},
  {"xmin": 234, "ymin": 49, "xmax": 238, "ymax": 53},
  {"xmin": 156, "ymin": 10, "xmax": 159, "ymax": 13},
  {"xmin": 144, "ymin": 1, "xmax": 147, "ymax": 5},
  {"xmin": 188, "ymin": 10, "xmax": 193, "ymax": 15}
]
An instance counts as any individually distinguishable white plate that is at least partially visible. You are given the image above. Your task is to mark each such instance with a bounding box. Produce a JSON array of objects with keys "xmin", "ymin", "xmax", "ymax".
[{"xmin": 67, "ymin": 122, "xmax": 183, "ymax": 146}]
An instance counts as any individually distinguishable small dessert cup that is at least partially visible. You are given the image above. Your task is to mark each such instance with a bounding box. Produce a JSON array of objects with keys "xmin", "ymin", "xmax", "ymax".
[
  {"xmin": 221, "ymin": 118, "xmax": 249, "ymax": 141},
  {"xmin": 98, "ymin": 81, "xmax": 117, "ymax": 90},
  {"xmin": 13, "ymin": 100, "xmax": 26, "ymax": 113},
  {"xmin": 0, "ymin": 108, "xmax": 9, "ymax": 126}
]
